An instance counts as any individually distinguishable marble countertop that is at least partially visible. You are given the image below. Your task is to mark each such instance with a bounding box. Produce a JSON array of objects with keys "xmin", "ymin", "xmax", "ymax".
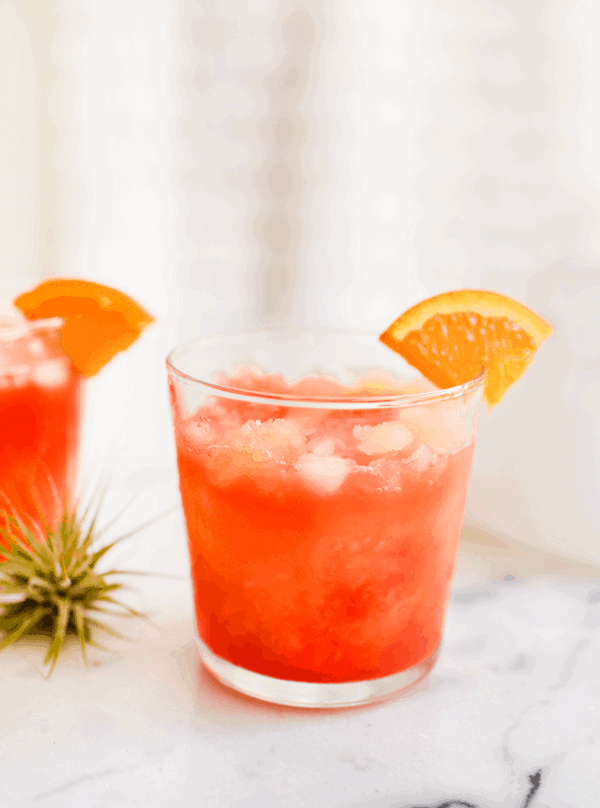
[{"xmin": 2, "ymin": 474, "xmax": 600, "ymax": 808}]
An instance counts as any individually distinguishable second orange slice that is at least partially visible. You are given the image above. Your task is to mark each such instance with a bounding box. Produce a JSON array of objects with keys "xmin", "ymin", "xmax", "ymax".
[
  {"xmin": 379, "ymin": 289, "xmax": 553, "ymax": 406},
  {"xmin": 14, "ymin": 278, "xmax": 155, "ymax": 376}
]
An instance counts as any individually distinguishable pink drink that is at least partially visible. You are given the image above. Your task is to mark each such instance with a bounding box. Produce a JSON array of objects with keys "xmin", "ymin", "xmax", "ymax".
[
  {"xmin": 168, "ymin": 331, "xmax": 483, "ymax": 707},
  {"xmin": 0, "ymin": 319, "xmax": 84, "ymax": 536}
]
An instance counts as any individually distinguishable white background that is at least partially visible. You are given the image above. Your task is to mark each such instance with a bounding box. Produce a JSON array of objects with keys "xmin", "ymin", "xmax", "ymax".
[{"xmin": 1, "ymin": 0, "xmax": 600, "ymax": 563}]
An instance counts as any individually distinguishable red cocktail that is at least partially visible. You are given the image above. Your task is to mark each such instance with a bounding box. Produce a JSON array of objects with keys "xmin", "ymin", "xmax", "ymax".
[
  {"xmin": 0, "ymin": 318, "xmax": 84, "ymax": 535},
  {"xmin": 167, "ymin": 330, "xmax": 483, "ymax": 706}
]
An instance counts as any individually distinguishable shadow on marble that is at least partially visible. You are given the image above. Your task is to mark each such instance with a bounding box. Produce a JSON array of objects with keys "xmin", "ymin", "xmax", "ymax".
[
  {"xmin": 456, "ymin": 521, "xmax": 600, "ymax": 593},
  {"xmin": 171, "ymin": 637, "xmax": 445, "ymax": 727}
]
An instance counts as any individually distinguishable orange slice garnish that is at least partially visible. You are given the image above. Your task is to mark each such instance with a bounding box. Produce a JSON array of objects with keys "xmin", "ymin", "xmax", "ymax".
[
  {"xmin": 14, "ymin": 278, "xmax": 155, "ymax": 376},
  {"xmin": 379, "ymin": 290, "xmax": 553, "ymax": 406}
]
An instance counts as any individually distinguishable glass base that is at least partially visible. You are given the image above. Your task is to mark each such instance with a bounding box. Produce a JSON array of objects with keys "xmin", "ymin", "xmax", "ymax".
[{"xmin": 197, "ymin": 638, "xmax": 440, "ymax": 708}]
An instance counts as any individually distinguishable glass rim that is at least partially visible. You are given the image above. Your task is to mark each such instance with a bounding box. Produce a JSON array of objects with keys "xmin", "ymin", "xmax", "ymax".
[
  {"xmin": 0, "ymin": 316, "xmax": 63, "ymax": 342},
  {"xmin": 166, "ymin": 327, "xmax": 486, "ymax": 410}
]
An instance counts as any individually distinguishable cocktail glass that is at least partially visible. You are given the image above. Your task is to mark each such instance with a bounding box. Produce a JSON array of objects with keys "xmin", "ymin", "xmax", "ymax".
[
  {"xmin": 167, "ymin": 329, "xmax": 484, "ymax": 707},
  {"xmin": 0, "ymin": 318, "xmax": 85, "ymax": 537}
]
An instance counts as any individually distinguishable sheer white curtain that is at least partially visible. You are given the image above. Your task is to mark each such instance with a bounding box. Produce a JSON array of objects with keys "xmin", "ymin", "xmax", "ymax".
[
  {"xmin": 0, "ymin": 0, "xmax": 44, "ymax": 301},
  {"xmin": 2, "ymin": 0, "xmax": 600, "ymax": 561},
  {"xmin": 0, "ymin": 0, "xmax": 177, "ymax": 485},
  {"xmin": 176, "ymin": 0, "xmax": 600, "ymax": 565}
]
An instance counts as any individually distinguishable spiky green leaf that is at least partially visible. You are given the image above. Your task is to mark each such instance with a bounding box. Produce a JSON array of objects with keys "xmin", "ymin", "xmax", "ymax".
[{"xmin": 0, "ymin": 500, "xmax": 156, "ymax": 674}]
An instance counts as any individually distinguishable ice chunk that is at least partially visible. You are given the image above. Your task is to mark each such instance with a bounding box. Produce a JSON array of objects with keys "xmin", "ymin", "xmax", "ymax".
[
  {"xmin": 32, "ymin": 359, "xmax": 69, "ymax": 389},
  {"xmin": 353, "ymin": 421, "xmax": 414, "ymax": 456},
  {"xmin": 202, "ymin": 398, "xmax": 243, "ymax": 430},
  {"xmin": 401, "ymin": 444, "xmax": 438, "ymax": 474},
  {"xmin": 295, "ymin": 453, "xmax": 355, "ymax": 494},
  {"xmin": 366, "ymin": 457, "xmax": 404, "ymax": 488},
  {"xmin": 366, "ymin": 444, "xmax": 441, "ymax": 486},
  {"xmin": 204, "ymin": 442, "xmax": 279, "ymax": 488},
  {"xmin": 184, "ymin": 419, "xmax": 216, "ymax": 449},
  {"xmin": 234, "ymin": 418, "xmax": 308, "ymax": 462},
  {"xmin": 27, "ymin": 338, "xmax": 45, "ymax": 356},
  {"xmin": 307, "ymin": 438, "xmax": 336, "ymax": 456}
]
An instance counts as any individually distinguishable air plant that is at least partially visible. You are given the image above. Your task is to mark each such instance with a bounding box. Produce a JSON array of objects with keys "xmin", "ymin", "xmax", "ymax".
[{"xmin": 0, "ymin": 492, "xmax": 169, "ymax": 674}]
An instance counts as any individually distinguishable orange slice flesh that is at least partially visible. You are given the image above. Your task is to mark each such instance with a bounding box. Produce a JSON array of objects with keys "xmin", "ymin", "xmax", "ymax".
[
  {"xmin": 379, "ymin": 290, "xmax": 553, "ymax": 406},
  {"xmin": 14, "ymin": 278, "xmax": 155, "ymax": 376}
]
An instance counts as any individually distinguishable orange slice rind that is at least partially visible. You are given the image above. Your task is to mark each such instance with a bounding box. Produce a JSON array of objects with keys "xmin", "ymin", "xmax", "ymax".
[
  {"xmin": 379, "ymin": 289, "xmax": 553, "ymax": 406},
  {"xmin": 14, "ymin": 278, "xmax": 155, "ymax": 376}
]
